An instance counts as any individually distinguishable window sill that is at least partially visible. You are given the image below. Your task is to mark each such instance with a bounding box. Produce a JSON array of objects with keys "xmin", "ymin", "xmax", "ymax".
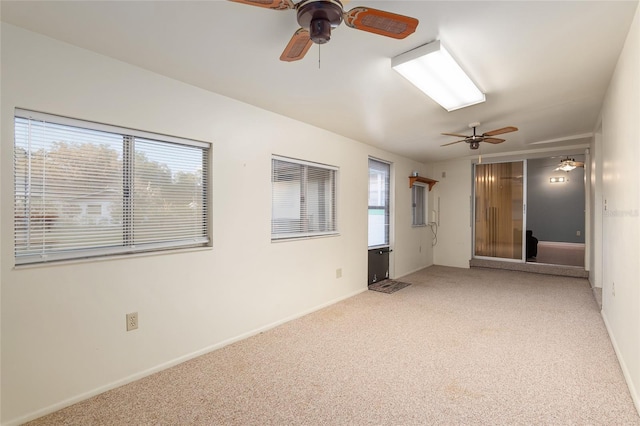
[
  {"xmin": 13, "ymin": 245, "xmax": 213, "ymax": 270},
  {"xmin": 271, "ymin": 232, "xmax": 340, "ymax": 243}
]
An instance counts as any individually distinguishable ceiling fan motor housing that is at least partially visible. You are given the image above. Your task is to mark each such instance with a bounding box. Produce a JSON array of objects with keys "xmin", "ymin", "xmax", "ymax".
[
  {"xmin": 296, "ymin": 0, "xmax": 344, "ymax": 44},
  {"xmin": 310, "ymin": 19, "xmax": 332, "ymax": 43}
]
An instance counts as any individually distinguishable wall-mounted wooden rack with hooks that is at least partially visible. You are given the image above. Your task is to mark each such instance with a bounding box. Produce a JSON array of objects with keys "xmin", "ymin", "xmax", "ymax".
[{"xmin": 409, "ymin": 176, "xmax": 438, "ymax": 191}]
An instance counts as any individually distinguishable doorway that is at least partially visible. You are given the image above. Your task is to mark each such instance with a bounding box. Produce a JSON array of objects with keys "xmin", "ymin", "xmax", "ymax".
[
  {"xmin": 368, "ymin": 158, "xmax": 391, "ymax": 284},
  {"xmin": 472, "ymin": 156, "xmax": 587, "ymax": 268},
  {"xmin": 526, "ymin": 155, "xmax": 586, "ymax": 266},
  {"xmin": 473, "ymin": 161, "xmax": 525, "ymax": 261}
]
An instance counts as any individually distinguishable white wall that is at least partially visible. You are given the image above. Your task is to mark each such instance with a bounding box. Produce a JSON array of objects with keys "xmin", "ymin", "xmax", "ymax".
[
  {"xmin": 599, "ymin": 4, "xmax": 640, "ymax": 413},
  {"xmin": 0, "ymin": 22, "xmax": 3, "ymax": 423},
  {"xmin": 428, "ymin": 159, "xmax": 472, "ymax": 268},
  {"xmin": 0, "ymin": 24, "xmax": 431, "ymax": 424},
  {"xmin": 589, "ymin": 128, "xmax": 604, "ymax": 288},
  {"xmin": 391, "ymin": 170, "xmax": 435, "ymax": 278}
]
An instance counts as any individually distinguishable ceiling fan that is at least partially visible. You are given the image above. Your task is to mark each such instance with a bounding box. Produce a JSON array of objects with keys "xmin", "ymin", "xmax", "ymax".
[
  {"xmin": 555, "ymin": 157, "xmax": 584, "ymax": 172},
  {"xmin": 441, "ymin": 122, "xmax": 518, "ymax": 150},
  {"xmin": 229, "ymin": 0, "xmax": 419, "ymax": 62}
]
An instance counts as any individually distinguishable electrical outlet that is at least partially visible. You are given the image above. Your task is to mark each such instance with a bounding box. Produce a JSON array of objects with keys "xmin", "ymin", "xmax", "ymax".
[
  {"xmin": 126, "ymin": 312, "xmax": 138, "ymax": 331},
  {"xmin": 576, "ymin": 230, "xmax": 581, "ymax": 236},
  {"xmin": 336, "ymin": 268, "xmax": 342, "ymax": 279}
]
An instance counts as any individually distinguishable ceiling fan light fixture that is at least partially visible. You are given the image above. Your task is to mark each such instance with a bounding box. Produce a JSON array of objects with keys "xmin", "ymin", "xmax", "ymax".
[
  {"xmin": 310, "ymin": 18, "xmax": 332, "ymax": 43},
  {"xmin": 556, "ymin": 163, "xmax": 576, "ymax": 172},
  {"xmin": 391, "ymin": 40, "xmax": 485, "ymax": 112}
]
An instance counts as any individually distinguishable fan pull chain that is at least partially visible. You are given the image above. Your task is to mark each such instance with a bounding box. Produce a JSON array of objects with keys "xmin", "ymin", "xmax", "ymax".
[{"xmin": 318, "ymin": 44, "xmax": 321, "ymax": 69}]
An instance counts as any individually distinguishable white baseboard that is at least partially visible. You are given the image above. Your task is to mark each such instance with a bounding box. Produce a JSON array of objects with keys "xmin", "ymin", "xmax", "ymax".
[
  {"xmin": 6, "ymin": 287, "xmax": 367, "ymax": 426},
  {"xmin": 601, "ymin": 311, "xmax": 640, "ymax": 417},
  {"xmin": 395, "ymin": 262, "xmax": 434, "ymax": 279}
]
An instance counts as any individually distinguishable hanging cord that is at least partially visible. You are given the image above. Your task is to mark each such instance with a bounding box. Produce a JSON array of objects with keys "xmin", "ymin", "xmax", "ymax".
[
  {"xmin": 318, "ymin": 44, "xmax": 321, "ymax": 69},
  {"xmin": 428, "ymin": 221, "xmax": 438, "ymax": 246}
]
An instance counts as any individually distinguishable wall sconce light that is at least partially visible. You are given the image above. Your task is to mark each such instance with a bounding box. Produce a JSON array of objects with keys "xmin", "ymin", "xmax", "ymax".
[
  {"xmin": 391, "ymin": 40, "xmax": 485, "ymax": 112},
  {"xmin": 550, "ymin": 176, "xmax": 566, "ymax": 183}
]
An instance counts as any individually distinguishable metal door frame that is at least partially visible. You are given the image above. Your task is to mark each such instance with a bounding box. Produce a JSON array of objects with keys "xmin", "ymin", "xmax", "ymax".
[{"xmin": 471, "ymin": 159, "xmax": 527, "ymax": 263}]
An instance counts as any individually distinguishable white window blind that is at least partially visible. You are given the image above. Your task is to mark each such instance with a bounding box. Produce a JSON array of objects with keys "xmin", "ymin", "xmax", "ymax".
[
  {"xmin": 272, "ymin": 156, "xmax": 337, "ymax": 240},
  {"xmin": 412, "ymin": 184, "xmax": 426, "ymax": 226},
  {"xmin": 14, "ymin": 109, "xmax": 210, "ymax": 265}
]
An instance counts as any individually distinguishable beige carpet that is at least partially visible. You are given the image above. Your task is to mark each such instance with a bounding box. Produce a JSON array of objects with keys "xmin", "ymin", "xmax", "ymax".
[{"xmin": 28, "ymin": 266, "xmax": 639, "ymax": 425}]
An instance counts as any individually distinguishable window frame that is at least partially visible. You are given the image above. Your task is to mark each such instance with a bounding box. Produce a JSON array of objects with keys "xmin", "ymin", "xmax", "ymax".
[
  {"xmin": 271, "ymin": 155, "xmax": 338, "ymax": 241},
  {"xmin": 368, "ymin": 158, "xmax": 391, "ymax": 248},
  {"xmin": 13, "ymin": 109, "xmax": 211, "ymax": 265},
  {"xmin": 411, "ymin": 183, "xmax": 427, "ymax": 227}
]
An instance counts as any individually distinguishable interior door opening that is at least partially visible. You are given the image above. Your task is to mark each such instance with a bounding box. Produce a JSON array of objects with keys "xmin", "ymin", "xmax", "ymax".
[{"xmin": 525, "ymin": 155, "xmax": 586, "ymax": 267}]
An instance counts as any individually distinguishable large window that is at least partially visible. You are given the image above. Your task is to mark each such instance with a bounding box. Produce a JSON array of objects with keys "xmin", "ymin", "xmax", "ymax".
[
  {"xmin": 14, "ymin": 109, "xmax": 210, "ymax": 265},
  {"xmin": 271, "ymin": 156, "xmax": 337, "ymax": 240}
]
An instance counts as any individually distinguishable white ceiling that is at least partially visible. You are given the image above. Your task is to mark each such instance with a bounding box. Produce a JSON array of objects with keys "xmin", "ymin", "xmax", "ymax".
[{"xmin": 1, "ymin": 1, "xmax": 638, "ymax": 163}]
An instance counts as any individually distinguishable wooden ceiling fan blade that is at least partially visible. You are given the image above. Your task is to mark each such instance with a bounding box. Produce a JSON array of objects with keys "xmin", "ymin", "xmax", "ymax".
[
  {"xmin": 441, "ymin": 132, "xmax": 470, "ymax": 138},
  {"xmin": 441, "ymin": 139, "xmax": 467, "ymax": 147},
  {"xmin": 344, "ymin": 7, "xmax": 418, "ymax": 39},
  {"xmin": 229, "ymin": 0, "xmax": 294, "ymax": 10},
  {"xmin": 280, "ymin": 29, "xmax": 312, "ymax": 62},
  {"xmin": 483, "ymin": 126, "xmax": 518, "ymax": 136},
  {"xmin": 483, "ymin": 137, "xmax": 505, "ymax": 144}
]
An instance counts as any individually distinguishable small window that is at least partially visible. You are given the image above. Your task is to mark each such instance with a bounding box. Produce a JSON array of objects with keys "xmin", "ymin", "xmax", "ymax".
[
  {"xmin": 13, "ymin": 109, "xmax": 210, "ymax": 265},
  {"xmin": 272, "ymin": 156, "xmax": 337, "ymax": 240},
  {"xmin": 412, "ymin": 184, "xmax": 426, "ymax": 226},
  {"xmin": 368, "ymin": 158, "xmax": 390, "ymax": 247}
]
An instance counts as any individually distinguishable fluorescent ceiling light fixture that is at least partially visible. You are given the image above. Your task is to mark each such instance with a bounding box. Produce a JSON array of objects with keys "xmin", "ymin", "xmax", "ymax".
[{"xmin": 392, "ymin": 40, "xmax": 486, "ymax": 112}]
